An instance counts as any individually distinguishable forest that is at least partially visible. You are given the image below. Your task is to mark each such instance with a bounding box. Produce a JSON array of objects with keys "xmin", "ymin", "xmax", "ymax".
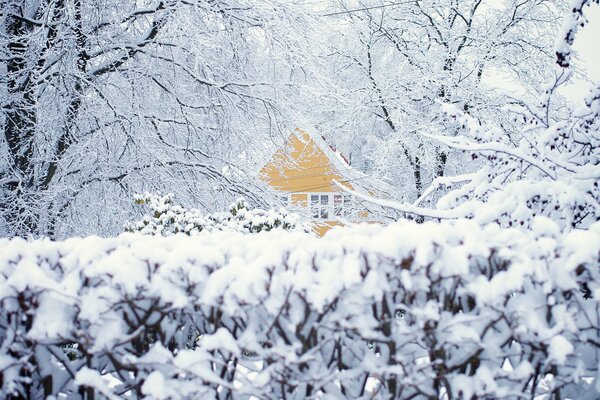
[{"xmin": 0, "ymin": 0, "xmax": 599, "ymax": 399}]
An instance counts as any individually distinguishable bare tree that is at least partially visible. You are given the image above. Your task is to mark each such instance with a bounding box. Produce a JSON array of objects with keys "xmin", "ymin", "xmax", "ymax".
[
  {"xmin": 0, "ymin": 0, "xmax": 315, "ymax": 237},
  {"xmin": 319, "ymin": 0, "xmax": 563, "ymax": 201}
]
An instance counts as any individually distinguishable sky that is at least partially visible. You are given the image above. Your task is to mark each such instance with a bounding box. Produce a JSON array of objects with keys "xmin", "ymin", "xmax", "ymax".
[{"xmin": 562, "ymin": 5, "xmax": 600, "ymax": 100}]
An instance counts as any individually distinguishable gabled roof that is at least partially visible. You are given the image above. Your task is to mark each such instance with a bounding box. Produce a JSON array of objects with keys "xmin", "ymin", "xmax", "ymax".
[
  {"xmin": 304, "ymin": 129, "xmax": 397, "ymax": 198},
  {"xmin": 261, "ymin": 128, "xmax": 397, "ymax": 198}
]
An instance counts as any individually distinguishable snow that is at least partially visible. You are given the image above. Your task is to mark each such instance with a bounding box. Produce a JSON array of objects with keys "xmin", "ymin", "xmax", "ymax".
[
  {"xmin": 141, "ymin": 371, "xmax": 174, "ymax": 400},
  {"xmin": 75, "ymin": 368, "xmax": 120, "ymax": 400},
  {"xmin": 0, "ymin": 218, "xmax": 598, "ymax": 398},
  {"xmin": 0, "ymin": 0, "xmax": 598, "ymax": 398},
  {"xmin": 549, "ymin": 335, "xmax": 574, "ymax": 364},
  {"xmin": 198, "ymin": 328, "xmax": 240, "ymax": 353}
]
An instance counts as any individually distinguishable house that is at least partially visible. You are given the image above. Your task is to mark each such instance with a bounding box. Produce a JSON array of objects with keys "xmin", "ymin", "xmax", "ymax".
[{"xmin": 260, "ymin": 128, "xmax": 396, "ymax": 236}]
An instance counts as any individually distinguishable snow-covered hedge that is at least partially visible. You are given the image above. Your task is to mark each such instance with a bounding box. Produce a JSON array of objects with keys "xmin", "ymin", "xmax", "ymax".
[
  {"xmin": 1, "ymin": 220, "xmax": 599, "ymax": 399},
  {"xmin": 126, "ymin": 193, "xmax": 309, "ymax": 235}
]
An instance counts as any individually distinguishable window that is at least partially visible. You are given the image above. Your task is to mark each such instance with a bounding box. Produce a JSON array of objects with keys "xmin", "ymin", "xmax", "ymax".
[
  {"xmin": 308, "ymin": 193, "xmax": 352, "ymax": 220},
  {"xmin": 344, "ymin": 195, "xmax": 351, "ymax": 216},
  {"xmin": 334, "ymin": 194, "xmax": 343, "ymax": 216},
  {"xmin": 311, "ymin": 195, "xmax": 319, "ymax": 218},
  {"xmin": 320, "ymin": 195, "xmax": 329, "ymax": 219}
]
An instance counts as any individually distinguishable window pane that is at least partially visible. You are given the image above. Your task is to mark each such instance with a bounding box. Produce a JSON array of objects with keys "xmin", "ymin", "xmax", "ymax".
[
  {"xmin": 320, "ymin": 195, "xmax": 329, "ymax": 219},
  {"xmin": 344, "ymin": 195, "xmax": 351, "ymax": 217},
  {"xmin": 311, "ymin": 195, "xmax": 319, "ymax": 218},
  {"xmin": 334, "ymin": 195, "xmax": 342, "ymax": 216}
]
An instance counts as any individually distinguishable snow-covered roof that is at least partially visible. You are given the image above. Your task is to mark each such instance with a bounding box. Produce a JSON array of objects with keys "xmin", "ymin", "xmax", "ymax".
[{"xmin": 294, "ymin": 128, "xmax": 398, "ymax": 198}]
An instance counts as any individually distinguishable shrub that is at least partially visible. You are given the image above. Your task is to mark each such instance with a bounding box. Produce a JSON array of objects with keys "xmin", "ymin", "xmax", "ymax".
[
  {"xmin": 125, "ymin": 192, "xmax": 309, "ymax": 235},
  {"xmin": 0, "ymin": 221, "xmax": 598, "ymax": 399}
]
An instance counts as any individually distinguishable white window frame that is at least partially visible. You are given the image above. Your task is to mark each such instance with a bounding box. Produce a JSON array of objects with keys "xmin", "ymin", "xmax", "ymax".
[
  {"xmin": 278, "ymin": 192, "xmax": 354, "ymax": 220},
  {"xmin": 307, "ymin": 192, "xmax": 352, "ymax": 220}
]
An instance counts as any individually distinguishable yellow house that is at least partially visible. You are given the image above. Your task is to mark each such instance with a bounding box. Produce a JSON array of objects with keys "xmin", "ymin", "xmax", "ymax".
[{"xmin": 260, "ymin": 128, "xmax": 395, "ymax": 236}]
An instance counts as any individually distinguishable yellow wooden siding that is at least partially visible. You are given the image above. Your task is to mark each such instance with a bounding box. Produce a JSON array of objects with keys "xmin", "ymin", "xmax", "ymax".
[
  {"xmin": 313, "ymin": 221, "xmax": 343, "ymax": 236},
  {"xmin": 290, "ymin": 193, "xmax": 308, "ymax": 206},
  {"xmin": 260, "ymin": 129, "xmax": 353, "ymax": 193},
  {"xmin": 260, "ymin": 128, "xmax": 370, "ymax": 236}
]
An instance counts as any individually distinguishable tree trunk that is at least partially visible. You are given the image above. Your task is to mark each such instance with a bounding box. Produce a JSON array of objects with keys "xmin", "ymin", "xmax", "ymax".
[
  {"xmin": 2, "ymin": 1, "xmax": 83, "ymax": 237},
  {"xmin": 2, "ymin": 5, "xmax": 39, "ymax": 236},
  {"xmin": 436, "ymin": 150, "xmax": 447, "ymax": 177}
]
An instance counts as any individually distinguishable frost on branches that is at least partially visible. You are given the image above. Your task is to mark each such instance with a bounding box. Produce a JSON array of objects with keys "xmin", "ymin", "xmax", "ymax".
[
  {"xmin": 368, "ymin": 1, "xmax": 599, "ymax": 233},
  {"xmin": 0, "ymin": 222, "xmax": 599, "ymax": 399},
  {"xmin": 428, "ymin": 76, "xmax": 599, "ymax": 231},
  {"xmin": 126, "ymin": 193, "xmax": 309, "ymax": 235}
]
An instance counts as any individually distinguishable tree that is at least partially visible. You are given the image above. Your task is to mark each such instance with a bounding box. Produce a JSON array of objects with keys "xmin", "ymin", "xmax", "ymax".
[
  {"xmin": 347, "ymin": 0, "xmax": 599, "ymax": 232},
  {"xmin": 0, "ymin": 0, "xmax": 316, "ymax": 238},
  {"xmin": 317, "ymin": 0, "xmax": 563, "ymax": 202}
]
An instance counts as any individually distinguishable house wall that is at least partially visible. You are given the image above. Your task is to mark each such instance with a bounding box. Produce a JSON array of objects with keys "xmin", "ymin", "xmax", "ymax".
[
  {"xmin": 260, "ymin": 130, "xmax": 366, "ymax": 236},
  {"xmin": 290, "ymin": 193, "xmax": 308, "ymax": 206}
]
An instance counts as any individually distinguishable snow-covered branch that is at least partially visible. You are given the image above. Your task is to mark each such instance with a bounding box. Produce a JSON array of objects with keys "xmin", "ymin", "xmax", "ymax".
[
  {"xmin": 0, "ymin": 220, "xmax": 598, "ymax": 398},
  {"xmin": 424, "ymin": 133, "xmax": 557, "ymax": 179},
  {"xmin": 334, "ymin": 180, "xmax": 477, "ymax": 219}
]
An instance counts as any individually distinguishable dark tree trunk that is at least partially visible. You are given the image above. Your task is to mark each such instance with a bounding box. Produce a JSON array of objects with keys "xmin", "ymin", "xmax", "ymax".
[
  {"xmin": 2, "ymin": 1, "xmax": 84, "ymax": 237},
  {"xmin": 2, "ymin": 4, "xmax": 39, "ymax": 236},
  {"xmin": 436, "ymin": 150, "xmax": 447, "ymax": 177}
]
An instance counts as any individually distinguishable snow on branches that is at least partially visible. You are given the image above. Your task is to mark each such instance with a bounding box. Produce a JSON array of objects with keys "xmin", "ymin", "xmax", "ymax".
[
  {"xmin": 556, "ymin": 0, "xmax": 600, "ymax": 68},
  {"xmin": 0, "ymin": 221, "xmax": 599, "ymax": 399},
  {"xmin": 368, "ymin": 2, "xmax": 600, "ymax": 232},
  {"xmin": 429, "ymin": 81, "xmax": 600, "ymax": 230},
  {"xmin": 126, "ymin": 193, "xmax": 309, "ymax": 235}
]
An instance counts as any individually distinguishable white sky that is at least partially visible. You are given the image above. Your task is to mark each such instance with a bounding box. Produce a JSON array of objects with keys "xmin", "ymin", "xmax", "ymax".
[{"xmin": 561, "ymin": 5, "xmax": 600, "ymax": 100}]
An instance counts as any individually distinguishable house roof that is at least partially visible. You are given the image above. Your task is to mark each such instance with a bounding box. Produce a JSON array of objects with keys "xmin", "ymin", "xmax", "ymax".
[
  {"xmin": 261, "ymin": 128, "xmax": 397, "ymax": 199},
  {"xmin": 297, "ymin": 129, "xmax": 397, "ymax": 198}
]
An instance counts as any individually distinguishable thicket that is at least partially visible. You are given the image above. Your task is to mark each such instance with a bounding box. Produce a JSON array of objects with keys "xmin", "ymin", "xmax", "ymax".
[
  {"xmin": 0, "ymin": 221, "xmax": 598, "ymax": 399},
  {"xmin": 125, "ymin": 193, "xmax": 308, "ymax": 235}
]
